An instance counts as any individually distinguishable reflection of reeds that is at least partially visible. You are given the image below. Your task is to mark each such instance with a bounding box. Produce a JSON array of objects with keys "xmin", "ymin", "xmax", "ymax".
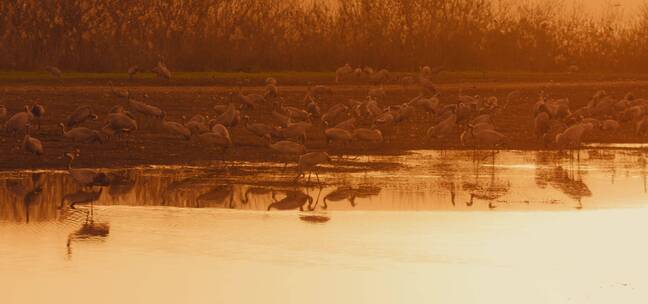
[{"xmin": 2, "ymin": 1, "xmax": 648, "ymax": 72}]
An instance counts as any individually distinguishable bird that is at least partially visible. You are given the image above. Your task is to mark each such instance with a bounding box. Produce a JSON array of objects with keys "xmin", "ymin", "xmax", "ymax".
[
  {"xmin": 65, "ymin": 151, "xmax": 110, "ymax": 188},
  {"xmin": 269, "ymin": 140, "xmax": 307, "ymax": 170},
  {"xmin": 321, "ymin": 103, "xmax": 349, "ymax": 126},
  {"xmin": 196, "ymin": 130, "xmax": 232, "ymax": 155},
  {"xmin": 183, "ymin": 114, "xmax": 210, "ymax": 135},
  {"xmin": 282, "ymin": 104, "xmax": 311, "ymax": 122},
  {"xmin": 336, "ymin": 63, "xmax": 353, "ymax": 83},
  {"xmin": 23, "ymin": 128, "xmax": 43, "ymax": 157},
  {"xmin": 212, "ymin": 97, "xmax": 230, "ymax": 114},
  {"xmin": 211, "ymin": 103, "xmax": 239, "ymax": 127},
  {"xmin": 29, "ymin": 103, "xmax": 45, "ymax": 130},
  {"xmin": 45, "ymin": 66, "xmax": 62, "ymax": 80},
  {"xmin": 419, "ymin": 76, "xmax": 438, "ymax": 95},
  {"xmin": 210, "ymin": 123, "xmax": 232, "ymax": 143},
  {"xmin": 269, "ymin": 140, "xmax": 306, "ymax": 155},
  {"xmin": 354, "ymin": 68, "xmax": 365, "ymax": 79},
  {"xmin": 309, "ymin": 84, "xmax": 333, "ymax": 98},
  {"xmin": 305, "ymin": 95, "xmax": 321, "ymax": 118},
  {"xmin": 5, "ymin": 106, "xmax": 33, "ymax": 136},
  {"xmin": 471, "ymin": 113, "xmax": 493, "ymax": 125},
  {"xmin": 461, "ymin": 128, "xmax": 506, "ymax": 148},
  {"xmin": 267, "ymin": 191, "xmax": 313, "ymax": 211},
  {"xmin": 408, "ymin": 95, "xmax": 439, "ymax": 116},
  {"xmin": 393, "ymin": 103, "xmax": 414, "ymax": 123},
  {"xmin": 272, "ymin": 109, "xmax": 290, "ymax": 127},
  {"xmin": 127, "ymin": 65, "xmax": 140, "ymax": 80},
  {"xmin": 109, "ymin": 81, "xmax": 130, "ymax": 99},
  {"xmin": 368, "ymin": 85, "xmax": 387, "ymax": 100},
  {"xmin": 242, "ymin": 115, "xmax": 276, "ymax": 143},
  {"xmin": 294, "ymin": 151, "xmax": 331, "ymax": 183},
  {"xmin": 161, "ymin": 112, "xmax": 191, "ymax": 140},
  {"xmin": 232, "ymin": 88, "xmax": 263, "ymax": 110},
  {"xmin": 103, "ymin": 111, "xmax": 138, "ymax": 138},
  {"xmin": 265, "ymin": 77, "xmax": 278, "ymax": 86},
  {"xmin": 60, "ymin": 123, "xmax": 103, "ymax": 143},
  {"xmin": 276, "ymin": 123, "xmax": 308, "ymax": 143},
  {"xmin": 427, "ymin": 114, "xmax": 457, "ymax": 140},
  {"xmin": 352, "ymin": 128, "xmax": 383, "ymax": 143},
  {"xmin": 602, "ymin": 119, "xmax": 620, "ymax": 131},
  {"xmin": 369, "ymin": 69, "xmax": 390, "ymax": 84},
  {"xmin": 66, "ymin": 106, "xmax": 98, "ymax": 128},
  {"xmin": 333, "ymin": 117, "xmax": 356, "ymax": 131},
  {"xmin": 324, "ymin": 127, "xmax": 352, "ymax": 146},
  {"xmin": 128, "ymin": 98, "xmax": 163, "ymax": 118},
  {"xmin": 420, "ymin": 65, "xmax": 432, "ymax": 78},
  {"xmin": 264, "ymin": 84, "xmax": 279, "ymax": 99},
  {"xmin": 555, "ymin": 123, "xmax": 593, "ymax": 150},
  {"xmin": 151, "ymin": 61, "xmax": 171, "ymax": 80},
  {"xmin": 372, "ymin": 110, "xmax": 394, "ymax": 128}
]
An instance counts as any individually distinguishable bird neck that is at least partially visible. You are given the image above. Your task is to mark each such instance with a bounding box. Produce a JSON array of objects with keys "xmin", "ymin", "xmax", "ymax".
[
  {"xmin": 66, "ymin": 156, "xmax": 75, "ymax": 171},
  {"xmin": 243, "ymin": 189, "xmax": 251, "ymax": 204}
]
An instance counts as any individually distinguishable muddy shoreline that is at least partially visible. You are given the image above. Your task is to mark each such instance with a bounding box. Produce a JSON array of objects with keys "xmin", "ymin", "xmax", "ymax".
[{"xmin": 1, "ymin": 80, "xmax": 648, "ymax": 170}]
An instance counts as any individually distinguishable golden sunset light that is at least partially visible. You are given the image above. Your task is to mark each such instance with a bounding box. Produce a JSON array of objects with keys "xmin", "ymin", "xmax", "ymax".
[{"xmin": 1, "ymin": 1, "xmax": 648, "ymax": 304}]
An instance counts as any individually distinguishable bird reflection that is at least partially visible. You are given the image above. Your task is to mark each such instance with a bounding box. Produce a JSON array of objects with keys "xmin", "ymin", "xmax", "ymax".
[
  {"xmin": 440, "ymin": 181, "xmax": 456, "ymax": 206},
  {"xmin": 323, "ymin": 186, "xmax": 356, "ymax": 209},
  {"xmin": 6, "ymin": 179, "xmax": 27, "ymax": 199},
  {"xmin": 536, "ymin": 165, "xmax": 591, "ymax": 202},
  {"xmin": 462, "ymin": 157, "xmax": 510, "ymax": 209},
  {"xmin": 639, "ymin": 156, "xmax": 647, "ymax": 193},
  {"xmin": 61, "ymin": 189, "xmax": 103, "ymax": 209},
  {"xmin": 66, "ymin": 203, "xmax": 110, "ymax": 259},
  {"xmin": 196, "ymin": 184, "xmax": 234, "ymax": 208},
  {"xmin": 268, "ymin": 190, "xmax": 314, "ymax": 211},
  {"xmin": 4, "ymin": 175, "xmax": 44, "ymax": 223},
  {"xmin": 321, "ymin": 185, "xmax": 381, "ymax": 209},
  {"xmin": 353, "ymin": 185, "xmax": 381, "ymax": 198},
  {"xmin": 23, "ymin": 186, "xmax": 43, "ymax": 223},
  {"xmin": 241, "ymin": 186, "xmax": 273, "ymax": 204},
  {"xmin": 107, "ymin": 171, "xmax": 135, "ymax": 200}
]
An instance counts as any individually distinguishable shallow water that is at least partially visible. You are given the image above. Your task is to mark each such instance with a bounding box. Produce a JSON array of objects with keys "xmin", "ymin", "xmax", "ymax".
[{"xmin": 1, "ymin": 149, "xmax": 648, "ymax": 303}]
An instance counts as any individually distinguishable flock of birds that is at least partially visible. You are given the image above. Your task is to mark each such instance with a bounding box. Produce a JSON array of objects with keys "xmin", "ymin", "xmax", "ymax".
[
  {"xmin": 533, "ymin": 90, "xmax": 648, "ymax": 150},
  {"xmin": 0, "ymin": 62, "xmax": 644, "ymax": 186}
]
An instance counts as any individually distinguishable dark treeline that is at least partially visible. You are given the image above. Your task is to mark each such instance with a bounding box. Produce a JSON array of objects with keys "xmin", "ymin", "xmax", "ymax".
[{"xmin": 1, "ymin": 0, "xmax": 648, "ymax": 72}]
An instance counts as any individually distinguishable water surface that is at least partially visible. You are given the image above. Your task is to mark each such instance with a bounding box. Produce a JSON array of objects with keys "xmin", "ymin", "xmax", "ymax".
[{"xmin": 1, "ymin": 150, "xmax": 647, "ymax": 304}]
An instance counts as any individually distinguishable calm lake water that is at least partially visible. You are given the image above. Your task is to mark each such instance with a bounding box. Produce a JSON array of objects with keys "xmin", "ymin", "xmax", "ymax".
[{"xmin": 1, "ymin": 150, "xmax": 648, "ymax": 303}]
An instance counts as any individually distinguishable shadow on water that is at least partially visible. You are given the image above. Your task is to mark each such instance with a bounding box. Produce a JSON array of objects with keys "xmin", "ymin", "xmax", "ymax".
[{"xmin": 0, "ymin": 149, "xmax": 647, "ymax": 224}]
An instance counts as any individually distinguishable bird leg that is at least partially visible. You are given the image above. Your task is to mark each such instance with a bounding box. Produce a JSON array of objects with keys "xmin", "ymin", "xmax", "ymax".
[
  {"xmin": 293, "ymin": 172, "xmax": 304, "ymax": 183},
  {"xmin": 221, "ymin": 148, "xmax": 228, "ymax": 169}
]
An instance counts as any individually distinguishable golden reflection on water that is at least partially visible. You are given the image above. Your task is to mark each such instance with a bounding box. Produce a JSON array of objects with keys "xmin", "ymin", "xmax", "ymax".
[
  {"xmin": 1, "ymin": 149, "xmax": 648, "ymax": 304},
  {"xmin": 1, "ymin": 150, "xmax": 646, "ymax": 222}
]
